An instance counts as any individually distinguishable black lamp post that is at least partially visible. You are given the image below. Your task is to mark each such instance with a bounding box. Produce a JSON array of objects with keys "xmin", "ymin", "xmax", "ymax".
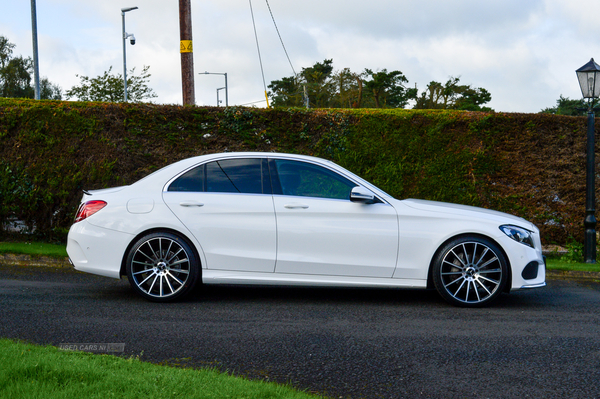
[{"xmin": 576, "ymin": 58, "xmax": 600, "ymax": 263}]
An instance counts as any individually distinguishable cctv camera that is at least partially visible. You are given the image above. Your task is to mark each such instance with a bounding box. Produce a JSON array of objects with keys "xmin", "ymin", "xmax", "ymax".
[{"xmin": 130, "ymin": 35, "xmax": 136, "ymax": 45}]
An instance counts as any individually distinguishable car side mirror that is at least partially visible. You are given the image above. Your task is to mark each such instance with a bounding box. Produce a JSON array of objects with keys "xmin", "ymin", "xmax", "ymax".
[{"xmin": 350, "ymin": 186, "xmax": 376, "ymax": 204}]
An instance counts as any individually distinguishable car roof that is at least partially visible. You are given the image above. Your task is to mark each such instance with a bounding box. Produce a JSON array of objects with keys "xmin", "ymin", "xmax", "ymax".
[
  {"xmin": 134, "ymin": 152, "xmax": 334, "ymax": 185},
  {"xmin": 185, "ymin": 152, "xmax": 331, "ymax": 163}
]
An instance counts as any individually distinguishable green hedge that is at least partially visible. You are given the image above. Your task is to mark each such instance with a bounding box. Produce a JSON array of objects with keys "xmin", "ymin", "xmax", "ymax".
[{"xmin": 0, "ymin": 98, "xmax": 594, "ymax": 245}]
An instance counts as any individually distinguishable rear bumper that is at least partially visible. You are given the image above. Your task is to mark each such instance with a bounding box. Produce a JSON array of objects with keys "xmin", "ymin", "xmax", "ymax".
[{"xmin": 66, "ymin": 221, "xmax": 133, "ymax": 279}]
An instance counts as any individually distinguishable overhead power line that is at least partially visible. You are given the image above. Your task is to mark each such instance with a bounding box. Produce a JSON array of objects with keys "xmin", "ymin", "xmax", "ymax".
[
  {"xmin": 239, "ymin": 99, "xmax": 267, "ymax": 106},
  {"xmin": 265, "ymin": 0, "xmax": 296, "ymax": 77},
  {"xmin": 249, "ymin": 0, "xmax": 269, "ymax": 107},
  {"xmin": 248, "ymin": 0, "xmax": 298, "ymax": 107}
]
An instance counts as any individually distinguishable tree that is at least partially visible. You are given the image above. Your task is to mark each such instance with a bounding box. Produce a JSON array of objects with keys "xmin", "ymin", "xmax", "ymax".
[
  {"xmin": 1, "ymin": 55, "xmax": 33, "ymax": 98},
  {"xmin": 268, "ymin": 75, "xmax": 303, "ymax": 107},
  {"xmin": 0, "ymin": 35, "xmax": 62, "ymax": 100},
  {"xmin": 0, "ymin": 35, "xmax": 35, "ymax": 98},
  {"xmin": 301, "ymin": 59, "xmax": 335, "ymax": 108},
  {"xmin": 39, "ymin": 77, "xmax": 62, "ymax": 100},
  {"xmin": 414, "ymin": 77, "xmax": 463, "ymax": 109},
  {"xmin": 540, "ymin": 95, "xmax": 586, "ymax": 116},
  {"xmin": 414, "ymin": 76, "xmax": 492, "ymax": 111},
  {"xmin": 0, "ymin": 36, "xmax": 14, "ymax": 69},
  {"xmin": 362, "ymin": 68, "xmax": 417, "ymax": 108},
  {"xmin": 268, "ymin": 60, "xmax": 416, "ymax": 109},
  {"xmin": 330, "ymin": 68, "xmax": 361, "ymax": 108},
  {"xmin": 453, "ymin": 87, "xmax": 492, "ymax": 111},
  {"xmin": 65, "ymin": 65, "xmax": 157, "ymax": 103},
  {"xmin": 268, "ymin": 59, "xmax": 333, "ymax": 108}
]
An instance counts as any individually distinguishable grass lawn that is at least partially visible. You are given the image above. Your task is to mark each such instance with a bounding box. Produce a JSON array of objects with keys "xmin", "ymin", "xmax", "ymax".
[
  {"xmin": 545, "ymin": 257, "xmax": 600, "ymax": 273},
  {"xmin": 0, "ymin": 339, "xmax": 318, "ymax": 399},
  {"xmin": 0, "ymin": 241, "xmax": 68, "ymax": 258}
]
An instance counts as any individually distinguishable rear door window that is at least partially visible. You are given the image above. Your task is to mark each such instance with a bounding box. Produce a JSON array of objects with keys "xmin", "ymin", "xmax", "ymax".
[{"xmin": 168, "ymin": 158, "xmax": 270, "ymax": 194}]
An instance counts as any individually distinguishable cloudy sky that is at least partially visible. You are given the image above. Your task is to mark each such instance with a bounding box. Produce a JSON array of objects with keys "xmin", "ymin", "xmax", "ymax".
[{"xmin": 2, "ymin": 0, "xmax": 599, "ymax": 112}]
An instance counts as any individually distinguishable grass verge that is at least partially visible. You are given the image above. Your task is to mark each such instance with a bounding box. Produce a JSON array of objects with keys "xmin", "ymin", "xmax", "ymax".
[
  {"xmin": 545, "ymin": 257, "xmax": 600, "ymax": 273},
  {"xmin": 0, "ymin": 241, "xmax": 67, "ymax": 258},
  {"xmin": 0, "ymin": 338, "xmax": 318, "ymax": 399}
]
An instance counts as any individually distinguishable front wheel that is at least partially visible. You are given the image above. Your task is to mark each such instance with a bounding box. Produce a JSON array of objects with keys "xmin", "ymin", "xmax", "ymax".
[
  {"xmin": 126, "ymin": 232, "xmax": 200, "ymax": 302},
  {"xmin": 432, "ymin": 236, "xmax": 508, "ymax": 307}
]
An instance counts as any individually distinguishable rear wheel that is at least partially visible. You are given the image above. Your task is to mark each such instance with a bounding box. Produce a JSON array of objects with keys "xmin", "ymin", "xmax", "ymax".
[
  {"xmin": 126, "ymin": 232, "xmax": 200, "ymax": 302},
  {"xmin": 432, "ymin": 236, "xmax": 508, "ymax": 307}
]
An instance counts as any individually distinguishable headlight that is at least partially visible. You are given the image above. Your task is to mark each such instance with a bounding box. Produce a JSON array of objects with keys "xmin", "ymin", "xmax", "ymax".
[{"xmin": 500, "ymin": 225, "xmax": 534, "ymax": 248}]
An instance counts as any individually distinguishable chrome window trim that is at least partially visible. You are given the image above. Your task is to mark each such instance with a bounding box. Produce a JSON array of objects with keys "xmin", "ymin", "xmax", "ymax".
[{"xmin": 162, "ymin": 153, "xmax": 392, "ymax": 205}]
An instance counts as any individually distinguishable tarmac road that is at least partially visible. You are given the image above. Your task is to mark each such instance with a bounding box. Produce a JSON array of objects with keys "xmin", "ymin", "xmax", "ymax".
[{"xmin": 1, "ymin": 263, "xmax": 599, "ymax": 398}]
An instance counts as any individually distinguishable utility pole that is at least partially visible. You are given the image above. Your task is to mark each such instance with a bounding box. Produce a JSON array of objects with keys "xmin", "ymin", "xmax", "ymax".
[
  {"xmin": 179, "ymin": 0, "xmax": 195, "ymax": 105},
  {"xmin": 30, "ymin": 0, "xmax": 40, "ymax": 100}
]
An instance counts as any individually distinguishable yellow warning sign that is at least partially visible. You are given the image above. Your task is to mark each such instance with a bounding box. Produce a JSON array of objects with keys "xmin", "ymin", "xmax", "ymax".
[{"xmin": 180, "ymin": 40, "xmax": 193, "ymax": 53}]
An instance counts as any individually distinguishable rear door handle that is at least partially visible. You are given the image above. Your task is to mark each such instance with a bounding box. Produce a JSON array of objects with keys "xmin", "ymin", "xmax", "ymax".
[
  {"xmin": 284, "ymin": 203, "xmax": 309, "ymax": 209},
  {"xmin": 179, "ymin": 201, "xmax": 204, "ymax": 207}
]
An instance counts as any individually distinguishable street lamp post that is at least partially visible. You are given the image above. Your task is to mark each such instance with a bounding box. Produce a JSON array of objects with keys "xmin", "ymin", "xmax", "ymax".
[
  {"xmin": 121, "ymin": 6, "xmax": 138, "ymax": 102},
  {"xmin": 576, "ymin": 58, "xmax": 600, "ymax": 263},
  {"xmin": 217, "ymin": 87, "xmax": 226, "ymax": 106},
  {"xmin": 201, "ymin": 72, "xmax": 228, "ymax": 106}
]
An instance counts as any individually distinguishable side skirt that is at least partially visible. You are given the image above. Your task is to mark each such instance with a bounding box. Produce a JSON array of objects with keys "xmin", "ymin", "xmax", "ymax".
[{"xmin": 202, "ymin": 270, "xmax": 427, "ymax": 289}]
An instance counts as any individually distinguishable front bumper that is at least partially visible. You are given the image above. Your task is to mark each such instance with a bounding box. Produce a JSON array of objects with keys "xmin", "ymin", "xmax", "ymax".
[
  {"xmin": 503, "ymin": 238, "xmax": 546, "ymax": 291},
  {"xmin": 518, "ymin": 256, "xmax": 547, "ymax": 289}
]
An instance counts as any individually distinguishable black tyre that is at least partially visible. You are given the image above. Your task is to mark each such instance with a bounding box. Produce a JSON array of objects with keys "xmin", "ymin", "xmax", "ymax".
[
  {"xmin": 432, "ymin": 236, "xmax": 508, "ymax": 307},
  {"xmin": 126, "ymin": 232, "xmax": 200, "ymax": 302}
]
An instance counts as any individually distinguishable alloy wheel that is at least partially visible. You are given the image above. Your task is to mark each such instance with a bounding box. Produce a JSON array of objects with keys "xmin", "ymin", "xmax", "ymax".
[
  {"xmin": 437, "ymin": 240, "xmax": 505, "ymax": 306},
  {"xmin": 129, "ymin": 236, "xmax": 192, "ymax": 299}
]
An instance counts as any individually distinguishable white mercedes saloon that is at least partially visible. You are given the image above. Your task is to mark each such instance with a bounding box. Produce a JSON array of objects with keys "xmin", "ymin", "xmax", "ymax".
[{"xmin": 67, "ymin": 152, "xmax": 546, "ymax": 307}]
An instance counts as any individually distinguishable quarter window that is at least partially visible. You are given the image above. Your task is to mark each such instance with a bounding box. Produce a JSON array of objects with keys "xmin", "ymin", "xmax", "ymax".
[{"xmin": 167, "ymin": 165, "xmax": 204, "ymax": 192}]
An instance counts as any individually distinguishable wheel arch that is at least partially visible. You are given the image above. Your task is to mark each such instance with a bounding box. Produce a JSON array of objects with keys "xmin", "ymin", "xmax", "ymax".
[
  {"xmin": 119, "ymin": 227, "xmax": 202, "ymax": 277},
  {"xmin": 426, "ymin": 232, "xmax": 512, "ymax": 293}
]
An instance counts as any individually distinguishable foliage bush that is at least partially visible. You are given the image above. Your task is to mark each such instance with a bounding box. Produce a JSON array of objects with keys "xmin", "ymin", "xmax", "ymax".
[{"xmin": 0, "ymin": 98, "xmax": 594, "ymax": 245}]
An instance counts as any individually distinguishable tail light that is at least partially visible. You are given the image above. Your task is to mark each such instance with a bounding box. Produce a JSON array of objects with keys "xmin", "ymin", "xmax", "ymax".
[{"xmin": 74, "ymin": 200, "xmax": 107, "ymax": 223}]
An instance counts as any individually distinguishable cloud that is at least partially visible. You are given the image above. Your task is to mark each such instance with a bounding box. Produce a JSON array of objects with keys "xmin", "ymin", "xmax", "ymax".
[{"xmin": 2, "ymin": 0, "xmax": 600, "ymax": 111}]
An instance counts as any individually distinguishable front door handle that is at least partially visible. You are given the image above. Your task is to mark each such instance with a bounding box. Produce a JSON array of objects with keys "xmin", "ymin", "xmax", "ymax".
[
  {"xmin": 284, "ymin": 203, "xmax": 309, "ymax": 209},
  {"xmin": 179, "ymin": 201, "xmax": 204, "ymax": 207}
]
